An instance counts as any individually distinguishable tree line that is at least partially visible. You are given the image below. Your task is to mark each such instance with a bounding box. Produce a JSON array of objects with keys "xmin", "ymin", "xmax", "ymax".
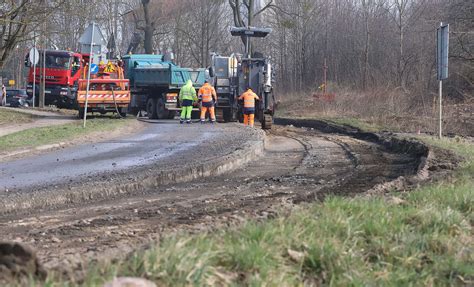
[{"xmin": 1, "ymin": 0, "xmax": 472, "ymax": 103}]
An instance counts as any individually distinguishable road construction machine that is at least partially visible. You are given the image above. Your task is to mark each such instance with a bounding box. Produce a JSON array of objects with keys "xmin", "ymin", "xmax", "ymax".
[
  {"xmin": 76, "ymin": 61, "xmax": 131, "ymax": 118},
  {"xmin": 208, "ymin": 27, "xmax": 275, "ymax": 129}
]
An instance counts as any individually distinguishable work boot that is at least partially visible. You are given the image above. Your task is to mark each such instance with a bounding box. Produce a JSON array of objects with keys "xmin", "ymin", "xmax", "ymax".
[
  {"xmin": 180, "ymin": 119, "xmax": 185, "ymax": 124},
  {"xmin": 210, "ymin": 119, "xmax": 216, "ymax": 124},
  {"xmin": 200, "ymin": 119, "xmax": 205, "ymax": 124},
  {"xmin": 186, "ymin": 119, "xmax": 192, "ymax": 124}
]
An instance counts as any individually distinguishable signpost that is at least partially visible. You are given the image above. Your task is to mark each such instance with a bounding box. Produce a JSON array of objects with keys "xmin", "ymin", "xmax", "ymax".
[
  {"xmin": 436, "ymin": 22, "xmax": 449, "ymax": 138},
  {"xmin": 29, "ymin": 44, "xmax": 39, "ymax": 108},
  {"xmin": 83, "ymin": 22, "xmax": 95, "ymax": 128}
]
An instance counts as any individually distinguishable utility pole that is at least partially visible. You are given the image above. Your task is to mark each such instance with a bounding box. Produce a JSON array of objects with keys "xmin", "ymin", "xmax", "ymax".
[
  {"xmin": 32, "ymin": 32, "xmax": 37, "ymax": 108},
  {"xmin": 39, "ymin": 22, "xmax": 46, "ymax": 108},
  {"xmin": 40, "ymin": 46, "xmax": 46, "ymax": 108}
]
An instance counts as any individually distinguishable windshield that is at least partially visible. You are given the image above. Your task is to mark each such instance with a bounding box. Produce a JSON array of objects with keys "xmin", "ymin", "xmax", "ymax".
[
  {"xmin": 39, "ymin": 54, "xmax": 72, "ymax": 69},
  {"xmin": 6, "ymin": 90, "xmax": 27, "ymax": 96}
]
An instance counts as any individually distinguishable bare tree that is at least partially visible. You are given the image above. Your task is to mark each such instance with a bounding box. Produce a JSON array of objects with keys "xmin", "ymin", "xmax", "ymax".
[
  {"xmin": 0, "ymin": 1, "xmax": 61, "ymax": 69},
  {"xmin": 228, "ymin": 0, "xmax": 275, "ymax": 52}
]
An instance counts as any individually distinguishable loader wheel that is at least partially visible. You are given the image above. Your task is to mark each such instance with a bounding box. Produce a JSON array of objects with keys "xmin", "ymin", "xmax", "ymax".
[
  {"xmin": 119, "ymin": 107, "xmax": 128, "ymax": 118},
  {"xmin": 156, "ymin": 98, "xmax": 170, "ymax": 119},
  {"xmin": 223, "ymin": 108, "xmax": 233, "ymax": 122},
  {"xmin": 146, "ymin": 98, "xmax": 158, "ymax": 119},
  {"xmin": 262, "ymin": 115, "xmax": 273, "ymax": 130},
  {"xmin": 215, "ymin": 109, "xmax": 224, "ymax": 122}
]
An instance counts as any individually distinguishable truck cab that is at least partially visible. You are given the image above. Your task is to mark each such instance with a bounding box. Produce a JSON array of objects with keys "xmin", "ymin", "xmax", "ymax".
[{"xmin": 26, "ymin": 50, "xmax": 84, "ymax": 108}]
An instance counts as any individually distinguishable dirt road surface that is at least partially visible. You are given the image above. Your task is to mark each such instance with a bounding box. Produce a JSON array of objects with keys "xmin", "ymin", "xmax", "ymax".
[{"xmin": 0, "ymin": 120, "xmax": 433, "ymax": 279}]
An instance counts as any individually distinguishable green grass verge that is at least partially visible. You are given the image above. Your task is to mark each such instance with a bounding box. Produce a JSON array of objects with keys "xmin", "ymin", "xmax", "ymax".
[
  {"xmin": 0, "ymin": 118, "xmax": 133, "ymax": 152},
  {"xmin": 0, "ymin": 108, "xmax": 35, "ymax": 125},
  {"xmin": 280, "ymin": 114, "xmax": 385, "ymax": 133},
  {"xmin": 322, "ymin": 117, "xmax": 384, "ymax": 133},
  {"xmin": 36, "ymin": 136, "xmax": 472, "ymax": 286}
]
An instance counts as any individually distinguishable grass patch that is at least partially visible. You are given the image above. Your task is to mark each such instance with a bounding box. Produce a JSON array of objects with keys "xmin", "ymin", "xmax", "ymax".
[
  {"xmin": 0, "ymin": 108, "xmax": 35, "ymax": 125},
  {"xmin": 321, "ymin": 116, "xmax": 384, "ymax": 133},
  {"xmin": 34, "ymin": 136, "xmax": 473, "ymax": 286},
  {"xmin": 0, "ymin": 117, "xmax": 133, "ymax": 152}
]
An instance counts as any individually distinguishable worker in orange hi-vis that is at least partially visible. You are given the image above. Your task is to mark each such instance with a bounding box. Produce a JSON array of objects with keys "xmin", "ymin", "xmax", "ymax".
[
  {"xmin": 238, "ymin": 87, "xmax": 260, "ymax": 127},
  {"xmin": 198, "ymin": 80, "xmax": 217, "ymax": 124}
]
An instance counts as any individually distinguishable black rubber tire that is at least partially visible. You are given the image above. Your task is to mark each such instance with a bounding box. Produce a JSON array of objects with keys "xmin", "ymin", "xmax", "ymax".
[
  {"xmin": 262, "ymin": 115, "xmax": 273, "ymax": 130},
  {"xmin": 237, "ymin": 107, "xmax": 244, "ymax": 123},
  {"xmin": 78, "ymin": 108, "xmax": 84, "ymax": 119},
  {"xmin": 156, "ymin": 98, "xmax": 170, "ymax": 119},
  {"xmin": 119, "ymin": 107, "xmax": 128, "ymax": 118},
  {"xmin": 167, "ymin": 110, "xmax": 176, "ymax": 119},
  {"xmin": 191, "ymin": 110, "xmax": 200, "ymax": 120},
  {"xmin": 146, "ymin": 97, "xmax": 158, "ymax": 119},
  {"xmin": 223, "ymin": 108, "xmax": 233, "ymax": 122},
  {"xmin": 215, "ymin": 108, "xmax": 224, "ymax": 122}
]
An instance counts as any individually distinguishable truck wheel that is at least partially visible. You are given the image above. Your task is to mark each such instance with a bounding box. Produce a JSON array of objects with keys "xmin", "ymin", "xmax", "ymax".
[
  {"xmin": 78, "ymin": 108, "xmax": 85, "ymax": 119},
  {"xmin": 146, "ymin": 98, "xmax": 158, "ymax": 119},
  {"xmin": 262, "ymin": 115, "xmax": 273, "ymax": 130},
  {"xmin": 167, "ymin": 111, "xmax": 176, "ymax": 119},
  {"xmin": 119, "ymin": 107, "xmax": 128, "ymax": 118},
  {"xmin": 156, "ymin": 98, "xmax": 170, "ymax": 119}
]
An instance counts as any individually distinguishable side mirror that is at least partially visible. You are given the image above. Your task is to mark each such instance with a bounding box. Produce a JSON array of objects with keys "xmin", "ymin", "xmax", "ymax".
[
  {"xmin": 24, "ymin": 55, "xmax": 31, "ymax": 67},
  {"xmin": 209, "ymin": 67, "xmax": 215, "ymax": 78}
]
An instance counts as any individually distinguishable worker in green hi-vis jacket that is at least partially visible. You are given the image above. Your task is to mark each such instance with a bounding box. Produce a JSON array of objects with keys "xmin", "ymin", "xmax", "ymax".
[{"xmin": 179, "ymin": 79, "xmax": 198, "ymax": 124}]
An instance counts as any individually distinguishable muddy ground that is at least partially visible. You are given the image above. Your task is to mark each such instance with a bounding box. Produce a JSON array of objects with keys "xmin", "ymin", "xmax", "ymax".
[{"xmin": 0, "ymin": 120, "xmax": 458, "ymax": 282}]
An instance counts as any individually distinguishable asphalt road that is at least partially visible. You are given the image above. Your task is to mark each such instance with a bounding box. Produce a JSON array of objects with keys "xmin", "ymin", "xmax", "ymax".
[{"xmin": 0, "ymin": 120, "xmax": 256, "ymax": 192}]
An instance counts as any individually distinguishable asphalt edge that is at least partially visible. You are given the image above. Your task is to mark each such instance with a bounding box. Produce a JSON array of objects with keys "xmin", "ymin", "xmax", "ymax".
[
  {"xmin": 274, "ymin": 117, "xmax": 458, "ymax": 195},
  {"xmin": 0, "ymin": 128, "xmax": 265, "ymax": 215}
]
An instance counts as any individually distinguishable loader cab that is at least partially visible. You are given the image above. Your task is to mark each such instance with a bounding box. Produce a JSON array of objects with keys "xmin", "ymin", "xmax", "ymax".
[{"xmin": 209, "ymin": 54, "xmax": 238, "ymax": 95}]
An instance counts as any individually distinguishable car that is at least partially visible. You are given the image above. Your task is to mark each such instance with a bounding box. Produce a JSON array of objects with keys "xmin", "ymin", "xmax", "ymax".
[{"xmin": 6, "ymin": 89, "xmax": 32, "ymax": 107}]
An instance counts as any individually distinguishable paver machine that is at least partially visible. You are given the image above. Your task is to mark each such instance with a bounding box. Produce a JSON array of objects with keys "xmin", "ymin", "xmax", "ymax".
[{"xmin": 208, "ymin": 27, "xmax": 275, "ymax": 129}]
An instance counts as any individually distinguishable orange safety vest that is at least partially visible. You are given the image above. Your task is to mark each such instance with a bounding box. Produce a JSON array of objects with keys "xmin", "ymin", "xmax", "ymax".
[
  {"xmin": 239, "ymin": 89, "xmax": 259, "ymax": 108},
  {"xmin": 198, "ymin": 84, "xmax": 217, "ymax": 103}
]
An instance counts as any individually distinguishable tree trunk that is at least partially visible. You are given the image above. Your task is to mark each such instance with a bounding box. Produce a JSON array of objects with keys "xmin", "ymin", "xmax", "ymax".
[
  {"xmin": 363, "ymin": 12, "xmax": 370, "ymax": 90},
  {"xmin": 142, "ymin": 0, "xmax": 154, "ymax": 54}
]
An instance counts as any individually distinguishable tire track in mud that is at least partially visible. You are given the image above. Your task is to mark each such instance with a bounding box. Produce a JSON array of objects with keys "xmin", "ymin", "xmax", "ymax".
[{"xmin": 0, "ymin": 125, "xmax": 424, "ymax": 276}]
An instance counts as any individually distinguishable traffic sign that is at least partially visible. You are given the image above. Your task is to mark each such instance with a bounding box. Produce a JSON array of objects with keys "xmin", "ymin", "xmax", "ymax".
[
  {"xmin": 29, "ymin": 47, "xmax": 39, "ymax": 65},
  {"xmin": 90, "ymin": 63, "xmax": 99, "ymax": 74},
  {"xmin": 437, "ymin": 23, "xmax": 449, "ymax": 80}
]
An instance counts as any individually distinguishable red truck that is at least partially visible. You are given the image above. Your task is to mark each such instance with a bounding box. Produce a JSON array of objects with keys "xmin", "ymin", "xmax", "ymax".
[{"xmin": 25, "ymin": 50, "xmax": 86, "ymax": 108}]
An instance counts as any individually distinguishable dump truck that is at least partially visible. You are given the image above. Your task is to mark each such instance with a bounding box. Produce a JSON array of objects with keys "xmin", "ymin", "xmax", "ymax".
[
  {"xmin": 121, "ymin": 54, "xmax": 206, "ymax": 119},
  {"xmin": 76, "ymin": 62, "xmax": 131, "ymax": 118}
]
